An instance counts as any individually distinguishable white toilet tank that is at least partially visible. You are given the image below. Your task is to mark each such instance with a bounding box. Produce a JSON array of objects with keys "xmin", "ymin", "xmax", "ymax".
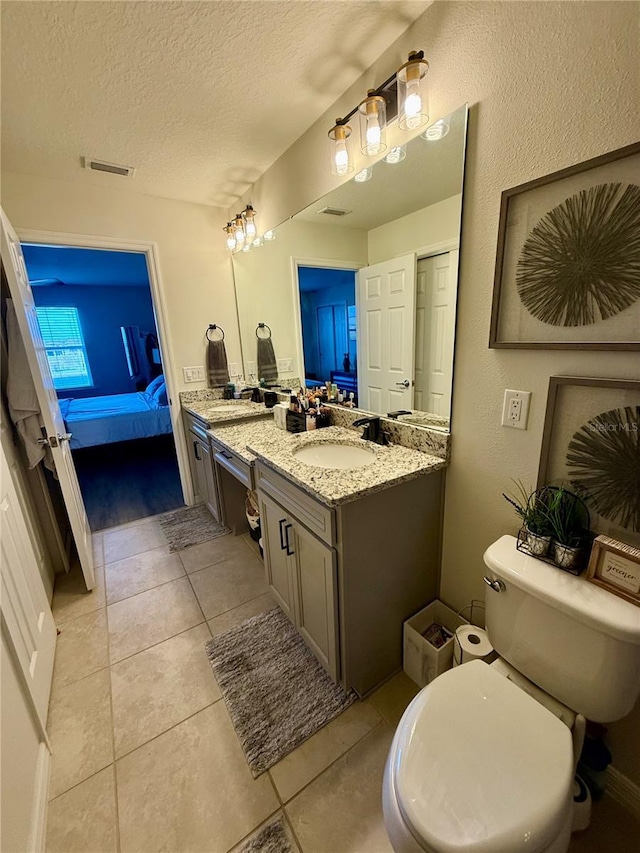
[{"xmin": 483, "ymin": 536, "xmax": 640, "ymax": 722}]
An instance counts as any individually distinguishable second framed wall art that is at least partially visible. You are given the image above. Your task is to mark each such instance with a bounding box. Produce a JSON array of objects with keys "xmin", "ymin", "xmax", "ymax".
[{"xmin": 490, "ymin": 141, "xmax": 640, "ymax": 350}]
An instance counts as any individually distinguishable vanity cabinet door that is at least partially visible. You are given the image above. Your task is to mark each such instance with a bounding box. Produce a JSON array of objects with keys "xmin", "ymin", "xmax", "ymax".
[
  {"xmin": 199, "ymin": 439, "xmax": 220, "ymax": 522},
  {"xmin": 259, "ymin": 492, "xmax": 296, "ymax": 623},
  {"xmin": 290, "ymin": 520, "xmax": 339, "ymax": 681}
]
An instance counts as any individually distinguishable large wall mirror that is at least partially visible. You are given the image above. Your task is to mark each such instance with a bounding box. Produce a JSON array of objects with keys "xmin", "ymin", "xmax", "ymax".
[{"xmin": 232, "ymin": 103, "xmax": 468, "ymax": 432}]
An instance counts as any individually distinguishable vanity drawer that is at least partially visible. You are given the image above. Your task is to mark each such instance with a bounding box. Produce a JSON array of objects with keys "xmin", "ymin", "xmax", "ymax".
[
  {"xmin": 213, "ymin": 446, "xmax": 253, "ymax": 490},
  {"xmin": 184, "ymin": 411, "xmax": 210, "ymax": 442},
  {"xmin": 256, "ymin": 461, "xmax": 335, "ymax": 547}
]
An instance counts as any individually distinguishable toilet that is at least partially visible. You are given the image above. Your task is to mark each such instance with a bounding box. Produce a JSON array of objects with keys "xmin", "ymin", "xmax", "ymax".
[{"xmin": 383, "ymin": 535, "xmax": 640, "ymax": 853}]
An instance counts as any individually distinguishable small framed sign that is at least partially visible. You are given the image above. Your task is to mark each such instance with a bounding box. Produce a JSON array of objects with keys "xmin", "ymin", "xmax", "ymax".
[{"xmin": 586, "ymin": 535, "xmax": 640, "ymax": 607}]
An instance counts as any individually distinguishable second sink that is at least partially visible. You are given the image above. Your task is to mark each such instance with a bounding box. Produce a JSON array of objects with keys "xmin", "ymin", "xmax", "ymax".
[{"xmin": 293, "ymin": 442, "xmax": 376, "ymax": 470}]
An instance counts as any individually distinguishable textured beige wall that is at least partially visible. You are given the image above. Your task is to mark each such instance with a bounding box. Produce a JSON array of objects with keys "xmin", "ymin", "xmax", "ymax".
[
  {"xmin": 240, "ymin": 1, "xmax": 640, "ymax": 784},
  {"xmin": 0, "ymin": 171, "xmax": 240, "ymax": 398}
]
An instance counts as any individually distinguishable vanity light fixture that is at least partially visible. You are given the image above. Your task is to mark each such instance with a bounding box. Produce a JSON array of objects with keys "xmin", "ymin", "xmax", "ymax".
[
  {"xmin": 251, "ymin": 236, "xmax": 263, "ymax": 248},
  {"xmin": 397, "ymin": 51, "xmax": 429, "ymax": 131},
  {"xmin": 384, "ymin": 145, "xmax": 407, "ymax": 164},
  {"xmin": 328, "ymin": 119, "xmax": 354, "ymax": 176},
  {"xmin": 358, "ymin": 91, "xmax": 387, "ymax": 156},
  {"xmin": 354, "ymin": 167, "xmax": 373, "ymax": 183},
  {"xmin": 224, "ymin": 222, "xmax": 236, "ymax": 251},
  {"xmin": 233, "ymin": 213, "xmax": 246, "ymax": 247},
  {"xmin": 422, "ymin": 118, "xmax": 450, "ymax": 141},
  {"xmin": 263, "ymin": 229, "xmax": 276, "ymax": 242},
  {"xmin": 242, "ymin": 204, "xmax": 257, "ymax": 238},
  {"xmin": 326, "ymin": 50, "xmax": 427, "ymax": 176}
]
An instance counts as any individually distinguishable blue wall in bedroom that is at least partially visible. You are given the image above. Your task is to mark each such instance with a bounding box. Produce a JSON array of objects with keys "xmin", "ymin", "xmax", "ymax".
[
  {"xmin": 31, "ymin": 284, "xmax": 158, "ymax": 398},
  {"xmin": 298, "ymin": 267, "xmax": 356, "ymax": 380}
]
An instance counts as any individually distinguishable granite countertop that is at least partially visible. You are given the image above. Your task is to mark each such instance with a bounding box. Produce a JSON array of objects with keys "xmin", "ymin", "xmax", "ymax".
[
  {"xmin": 183, "ymin": 398, "xmax": 272, "ymax": 426},
  {"xmin": 207, "ymin": 421, "xmax": 282, "ymax": 464},
  {"xmin": 246, "ymin": 425, "xmax": 447, "ymax": 507}
]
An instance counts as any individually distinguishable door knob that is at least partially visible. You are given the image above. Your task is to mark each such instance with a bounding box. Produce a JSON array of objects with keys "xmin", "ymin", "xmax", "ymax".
[
  {"xmin": 395, "ymin": 380, "xmax": 410, "ymax": 388},
  {"xmin": 57, "ymin": 432, "xmax": 73, "ymax": 443}
]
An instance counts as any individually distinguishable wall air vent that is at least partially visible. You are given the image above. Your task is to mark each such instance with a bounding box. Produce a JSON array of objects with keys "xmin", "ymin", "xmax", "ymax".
[
  {"xmin": 81, "ymin": 157, "xmax": 135, "ymax": 178},
  {"xmin": 317, "ymin": 206, "xmax": 352, "ymax": 217}
]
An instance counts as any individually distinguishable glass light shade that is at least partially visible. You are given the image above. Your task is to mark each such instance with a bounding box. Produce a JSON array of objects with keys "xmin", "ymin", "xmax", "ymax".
[
  {"xmin": 263, "ymin": 229, "xmax": 275, "ymax": 242},
  {"xmin": 384, "ymin": 146, "xmax": 406, "ymax": 164},
  {"xmin": 243, "ymin": 204, "xmax": 257, "ymax": 238},
  {"xmin": 252, "ymin": 236, "xmax": 263, "ymax": 248},
  {"xmin": 354, "ymin": 167, "xmax": 373, "ymax": 183},
  {"xmin": 422, "ymin": 118, "xmax": 450, "ymax": 141},
  {"xmin": 224, "ymin": 222, "xmax": 235, "ymax": 251},
  {"xmin": 233, "ymin": 214, "xmax": 245, "ymax": 246},
  {"xmin": 397, "ymin": 53, "xmax": 429, "ymax": 131},
  {"xmin": 241, "ymin": 243, "xmax": 251, "ymax": 253},
  {"xmin": 328, "ymin": 120, "xmax": 354, "ymax": 176},
  {"xmin": 358, "ymin": 93, "xmax": 387, "ymax": 156}
]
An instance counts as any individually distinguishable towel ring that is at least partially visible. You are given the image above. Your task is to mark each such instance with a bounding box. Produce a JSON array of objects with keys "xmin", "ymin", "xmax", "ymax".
[
  {"xmin": 256, "ymin": 323, "xmax": 272, "ymax": 339},
  {"xmin": 206, "ymin": 324, "xmax": 225, "ymax": 342}
]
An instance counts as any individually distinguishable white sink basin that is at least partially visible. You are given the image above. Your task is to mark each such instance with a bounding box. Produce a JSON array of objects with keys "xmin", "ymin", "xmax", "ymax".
[{"xmin": 293, "ymin": 442, "xmax": 375, "ymax": 470}]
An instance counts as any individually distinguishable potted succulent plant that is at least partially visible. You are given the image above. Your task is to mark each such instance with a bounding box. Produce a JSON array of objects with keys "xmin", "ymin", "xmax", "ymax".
[{"xmin": 503, "ymin": 481, "xmax": 553, "ymax": 556}]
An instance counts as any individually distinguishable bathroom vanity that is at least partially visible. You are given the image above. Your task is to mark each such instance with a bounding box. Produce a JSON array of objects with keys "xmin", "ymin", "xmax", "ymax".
[{"xmin": 247, "ymin": 426, "xmax": 446, "ymax": 696}]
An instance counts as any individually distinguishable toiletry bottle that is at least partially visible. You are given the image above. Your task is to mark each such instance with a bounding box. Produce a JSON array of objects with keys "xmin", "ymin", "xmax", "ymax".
[
  {"xmin": 349, "ymin": 392, "xmax": 355, "ymax": 407},
  {"xmin": 331, "ymin": 383, "xmax": 338, "ymax": 400},
  {"xmin": 337, "ymin": 389, "xmax": 344, "ymax": 404},
  {"xmin": 306, "ymin": 408, "xmax": 316, "ymax": 430}
]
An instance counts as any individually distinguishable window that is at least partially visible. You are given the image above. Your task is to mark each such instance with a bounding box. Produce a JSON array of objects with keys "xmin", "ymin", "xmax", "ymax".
[{"xmin": 35, "ymin": 306, "xmax": 93, "ymax": 390}]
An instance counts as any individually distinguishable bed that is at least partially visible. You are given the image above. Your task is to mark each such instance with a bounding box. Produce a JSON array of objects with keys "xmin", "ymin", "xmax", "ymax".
[{"xmin": 58, "ymin": 383, "xmax": 172, "ymax": 450}]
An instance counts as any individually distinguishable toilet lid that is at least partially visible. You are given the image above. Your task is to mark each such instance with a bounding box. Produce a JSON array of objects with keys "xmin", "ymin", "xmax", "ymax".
[{"xmin": 393, "ymin": 661, "xmax": 573, "ymax": 853}]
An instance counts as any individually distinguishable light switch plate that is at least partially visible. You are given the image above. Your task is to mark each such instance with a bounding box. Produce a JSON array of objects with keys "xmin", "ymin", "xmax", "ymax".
[
  {"xmin": 183, "ymin": 366, "xmax": 205, "ymax": 383},
  {"xmin": 277, "ymin": 358, "xmax": 293, "ymax": 373},
  {"xmin": 501, "ymin": 389, "xmax": 531, "ymax": 430},
  {"xmin": 229, "ymin": 362, "xmax": 239, "ymax": 377},
  {"xmin": 246, "ymin": 361, "xmax": 257, "ymax": 377}
]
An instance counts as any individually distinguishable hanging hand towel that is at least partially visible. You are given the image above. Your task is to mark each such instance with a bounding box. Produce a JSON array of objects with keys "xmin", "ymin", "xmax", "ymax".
[
  {"xmin": 257, "ymin": 336, "xmax": 278, "ymax": 385},
  {"xmin": 207, "ymin": 338, "xmax": 230, "ymax": 386},
  {"xmin": 5, "ymin": 298, "xmax": 51, "ymax": 469}
]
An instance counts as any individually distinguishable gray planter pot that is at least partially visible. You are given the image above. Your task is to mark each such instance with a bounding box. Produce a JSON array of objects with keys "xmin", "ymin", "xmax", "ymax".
[
  {"xmin": 552, "ymin": 541, "xmax": 582, "ymax": 572},
  {"xmin": 525, "ymin": 528, "xmax": 551, "ymax": 556}
]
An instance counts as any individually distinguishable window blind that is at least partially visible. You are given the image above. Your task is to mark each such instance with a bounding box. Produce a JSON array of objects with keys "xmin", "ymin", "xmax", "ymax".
[{"xmin": 35, "ymin": 306, "xmax": 93, "ymax": 390}]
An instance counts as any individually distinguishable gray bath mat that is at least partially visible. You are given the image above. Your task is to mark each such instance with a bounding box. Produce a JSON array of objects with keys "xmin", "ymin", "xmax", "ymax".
[
  {"xmin": 238, "ymin": 816, "xmax": 293, "ymax": 853},
  {"xmin": 206, "ymin": 607, "xmax": 356, "ymax": 776},
  {"xmin": 159, "ymin": 504, "xmax": 230, "ymax": 551}
]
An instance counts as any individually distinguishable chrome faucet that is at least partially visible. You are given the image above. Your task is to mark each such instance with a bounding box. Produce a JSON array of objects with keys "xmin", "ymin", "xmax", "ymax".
[{"xmin": 353, "ymin": 416, "xmax": 389, "ymax": 445}]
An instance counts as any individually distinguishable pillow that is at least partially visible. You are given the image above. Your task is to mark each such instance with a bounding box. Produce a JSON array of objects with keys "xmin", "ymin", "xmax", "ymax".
[
  {"xmin": 153, "ymin": 382, "xmax": 168, "ymax": 406},
  {"xmin": 146, "ymin": 374, "xmax": 164, "ymax": 396}
]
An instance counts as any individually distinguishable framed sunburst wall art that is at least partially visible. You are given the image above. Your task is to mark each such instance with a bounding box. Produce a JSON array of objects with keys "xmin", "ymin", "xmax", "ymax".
[
  {"xmin": 490, "ymin": 141, "xmax": 640, "ymax": 349},
  {"xmin": 538, "ymin": 377, "xmax": 640, "ymax": 546}
]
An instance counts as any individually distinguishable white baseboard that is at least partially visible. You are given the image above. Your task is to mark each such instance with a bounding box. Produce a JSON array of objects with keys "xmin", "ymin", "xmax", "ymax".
[
  {"xmin": 606, "ymin": 765, "xmax": 640, "ymax": 821},
  {"xmin": 27, "ymin": 743, "xmax": 50, "ymax": 853}
]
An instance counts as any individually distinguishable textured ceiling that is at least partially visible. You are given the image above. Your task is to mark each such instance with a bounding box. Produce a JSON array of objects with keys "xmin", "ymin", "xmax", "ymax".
[
  {"xmin": 23, "ymin": 245, "xmax": 150, "ymax": 287},
  {"xmin": 1, "ymin": 0, "xmax": 430, "ymax": 208}
]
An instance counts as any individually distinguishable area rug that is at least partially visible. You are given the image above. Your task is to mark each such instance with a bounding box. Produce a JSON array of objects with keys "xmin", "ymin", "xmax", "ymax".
[
  {"xmin": 159, "ymin": 504, "xmax": 230, "ymax": 551},
  {"xmin": 238, "ymin": 816, "xmax": 293, "ymax": 853},
  {"xmin": 205, "ymin": 606, "xmax": 356, "ymax": 776}
]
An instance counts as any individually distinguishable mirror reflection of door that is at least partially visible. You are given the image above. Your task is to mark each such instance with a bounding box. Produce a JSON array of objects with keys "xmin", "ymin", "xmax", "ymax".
[{"xmin": 298, "ymin": 266, "xmax": 356, "ymax": 388}]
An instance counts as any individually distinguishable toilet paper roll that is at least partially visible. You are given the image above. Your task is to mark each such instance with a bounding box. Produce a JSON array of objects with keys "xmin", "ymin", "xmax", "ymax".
[{"xmin": 453, "ymin": 625, "xmax": 494, "ymax": 666}]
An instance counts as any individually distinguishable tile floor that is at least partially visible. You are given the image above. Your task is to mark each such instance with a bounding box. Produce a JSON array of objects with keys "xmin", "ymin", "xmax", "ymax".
[{"xmin": 45, "ymin": 514, "xmax": 640, "ymax": 853}]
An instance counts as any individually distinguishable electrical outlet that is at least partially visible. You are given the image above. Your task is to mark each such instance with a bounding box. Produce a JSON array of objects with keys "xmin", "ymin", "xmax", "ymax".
[
  {"xmin": 277, "ymin": 358, "xmax": 293, "ymax": 373},
  {"xmin": 228, "ymin": 362, "xmax": 240, "ymax": 378},
  {"xmin": 501, "ymin": 389, "xmax": 531, "ymax": 430},
  {"xmin": 183, "ymin": 366, "xmax": 205, "ymax": 383}
]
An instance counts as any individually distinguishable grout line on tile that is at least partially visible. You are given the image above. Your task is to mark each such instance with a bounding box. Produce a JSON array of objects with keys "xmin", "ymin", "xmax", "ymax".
[
  {"xmin": 104, "ymin": 602, "xmax": 122, "ymax": 853},
  {"xmin": 105, "ymin": 567, "xmax": 188, "ymax": 607},
  {"xmin": 108, "ymin": 618, "xmax": 208, "ymax": 667},
  {"xmin": 266, "ymin": 774, "xmax": 304, "ymax": 853},
  {"xmin": 46, "ymin": 761, "xmax": 116, "ymax": 804},
  {"xmin": 280, "ymin": 719, "xmax": 388, "ymax": 807},
  {"xmin": 113, "ymin": 698, "xmax": 221, "ymax": 761},
  {"xmin": 205, "ymin": 591, "xmax": 273, "ymax": 626},
  {"xmin": 223, "ymin": 807, "xmax": 282, "ymax": 853},
  {"xmin": 103, "ymin": 541, "xmax": 177, "ymax": 570}
]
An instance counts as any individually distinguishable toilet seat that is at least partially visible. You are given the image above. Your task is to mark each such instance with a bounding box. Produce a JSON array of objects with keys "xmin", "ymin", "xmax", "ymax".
[{"xmin": 390, "ymin": 661, "xmax": 574, "ymax": 853}]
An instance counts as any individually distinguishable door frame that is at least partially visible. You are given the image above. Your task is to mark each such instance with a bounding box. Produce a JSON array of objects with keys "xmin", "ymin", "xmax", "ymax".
[
  {"xmin": 290, "ymin": 256, "xmax": 362, "ymax": 385},
  {"xmin": 16, "ymin": 229, "xmax": 192, "ymax": 503}
]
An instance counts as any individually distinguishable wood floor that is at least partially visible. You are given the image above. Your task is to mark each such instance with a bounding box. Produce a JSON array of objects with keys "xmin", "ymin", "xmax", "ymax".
[{"xmin": 73, "ymin": 434, "xmax": 184, "ymax": 530}]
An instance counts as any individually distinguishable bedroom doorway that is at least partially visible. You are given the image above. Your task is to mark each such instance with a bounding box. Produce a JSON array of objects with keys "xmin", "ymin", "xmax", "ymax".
[{"xmin": 20, "ymin": 242, "xmax": 184, "ymax": 530}]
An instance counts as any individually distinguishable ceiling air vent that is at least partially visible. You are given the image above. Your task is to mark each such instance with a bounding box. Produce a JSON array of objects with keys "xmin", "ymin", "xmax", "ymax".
[
  {"xmin": 81, "ymin": 157, "xmax": 135, "ymax": 178},
  {"xmin": 317, "ymin": 206, "xmax": 352, "ymax": 217}
]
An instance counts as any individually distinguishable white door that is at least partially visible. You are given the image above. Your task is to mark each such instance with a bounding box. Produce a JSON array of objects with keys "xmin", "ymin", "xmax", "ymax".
[
  {"xmin": 414, "ymin": 251, "xmax": 458, "ymax": 416},
  {"xmin": 357, "ymin": 253, "xmax": 416, "ymax": 413},
  {"xmin": 0, "ymin": 436, "xmax": 57, "ymax": 723},
  {"xmin": 1, "ymin": 208, "xmax": 95, "ymax": 590}
]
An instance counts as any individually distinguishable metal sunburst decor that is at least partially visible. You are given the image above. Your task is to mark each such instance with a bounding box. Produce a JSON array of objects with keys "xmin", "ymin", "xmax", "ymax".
[
  {"xmin": 516, "ymin": 182, "xmax": 640, "ymax": 326},
  {"xmin": 566, "ymin": 406, "xmax": 640, "ymax": 532}
]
